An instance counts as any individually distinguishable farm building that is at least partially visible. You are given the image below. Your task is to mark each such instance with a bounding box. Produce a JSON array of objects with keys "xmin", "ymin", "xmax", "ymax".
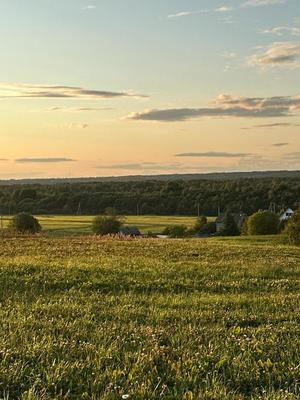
[
  {"xmin": 216, "ymin": 213, "xmax": 247, "ymax": 233},
  {"xmin": 279, "ymin": 208, "xmax": 294, "ymax": 222}
]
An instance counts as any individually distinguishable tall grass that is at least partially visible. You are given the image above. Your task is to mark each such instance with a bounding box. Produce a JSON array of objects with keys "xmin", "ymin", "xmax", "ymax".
[{"xmin": 0, "ymin": 236, "xmax": 299, "ymax": 399}]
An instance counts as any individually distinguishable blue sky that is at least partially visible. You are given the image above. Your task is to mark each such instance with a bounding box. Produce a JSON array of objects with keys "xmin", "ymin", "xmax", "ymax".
[{"xmin": 0, "ymin": 0, "xmax": 299, "ymax": 178}]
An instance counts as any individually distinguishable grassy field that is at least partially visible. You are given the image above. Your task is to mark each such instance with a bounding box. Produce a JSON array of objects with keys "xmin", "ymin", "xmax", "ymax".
[
  {"xmin": 0, "ymin": 235, "xmax": 299, "ymax": 399},
  {"xmin": 0, "ymin": 215, "xmax": 203, "ymax": 235}
]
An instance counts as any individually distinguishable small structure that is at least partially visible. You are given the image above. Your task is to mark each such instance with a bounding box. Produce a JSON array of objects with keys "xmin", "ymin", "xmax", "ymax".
[
  {"xmin": 119, "ymin": 226, "xmax": 141, "ymax": 237},
  {"xmin": 215, "ymin": 213, "xmax": 247, "ymax": 233},
  {"xmin": 279, "ymin": 208, "xmax": 294, "ymax": 222}
]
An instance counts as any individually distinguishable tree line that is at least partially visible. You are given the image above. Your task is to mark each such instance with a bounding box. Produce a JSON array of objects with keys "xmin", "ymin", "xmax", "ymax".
[{"xmin": 0, "ymin": 177, "xmax": 299, "ymax": 216}]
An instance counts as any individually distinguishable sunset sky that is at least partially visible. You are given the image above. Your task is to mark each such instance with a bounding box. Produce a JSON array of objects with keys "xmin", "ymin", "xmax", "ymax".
[{"xmin": 0, "ymin": 0, "xmax": 299, "ymax": 179}]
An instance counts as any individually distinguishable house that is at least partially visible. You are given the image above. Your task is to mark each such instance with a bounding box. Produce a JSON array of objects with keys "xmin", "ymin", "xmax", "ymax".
[
  {"xmin": 279, "ymin": 208, "xmax": 294, "ymax": 222},
  {"xmin": 119, "ymin": 226, "xmax": 141, "ymax": 237},
  {"xmin": 215, "ymin": 213, "xmax": 247, "ymax": 233}
]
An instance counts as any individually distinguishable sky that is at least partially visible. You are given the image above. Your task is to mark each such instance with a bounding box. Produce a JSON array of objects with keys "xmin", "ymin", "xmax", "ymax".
[{"xmin": 0, "ymin": 0, "xmax": 299, "ymax": 179}]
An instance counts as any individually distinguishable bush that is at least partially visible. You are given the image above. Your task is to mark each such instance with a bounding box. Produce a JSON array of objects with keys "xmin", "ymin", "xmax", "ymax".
[
  {"xmin": 9, "ymin": 213, "xmax": 41, "ymax": 234},
  {"xmin": 241, "ymin": 217, "xmax": 249, "ymax": 235},
  {"xmin": 194, "ymin": 215, "xmax": 208, "ymax": 232},
  {"xmin": 247, "ymin": 210, "xmax": 279, "ymax": 235},
  {"xmin": 92, "ymin": 215, "xmax": 122, "ymax": 235},
  {"xmin": 163, "ymin": 225, "xmax": 188, "ymax": 238},
  {"xmin": 219, "ymin": 213, "xmax": 240, "ymax": 236},
  {"xmin": 285, "ymin": 208, "xmax": 300, "ymax": 245}
]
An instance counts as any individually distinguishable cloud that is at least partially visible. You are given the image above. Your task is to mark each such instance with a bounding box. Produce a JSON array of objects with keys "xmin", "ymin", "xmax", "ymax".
[
  {"xmin": 167, "ymin": 10, "xmax": 209, "ymax": 18},
  {"xmin": 248, "ymin": 42, "xmax": 300, "ymax": 67},
  {"xmin": 45, "ymin": 106, "xmax": 114, "ymax": 112},
  {"xmin": 282, "ymin": 152, "xmax": 300, "ymax": 160},
  {"xmin": 167, "ymin": 0, "xmax": 286, "ymax": 19},
  {"xmin": 63, "ymin": 123, "xmax": 89, "ymax": 129},
  {"xmin": 215, "ymin": 6, "xmax": 234, "ymax": 12},
  {"xmin": 259, "ymin": 26, "xmax": 300, "ymax": 37},
  {"xmin": 15, "ymin": 158, "xmax": 76, "ymax": 164},
  {"xmin": 175, "ymin": 152, "xmax": 253, "ymax": 158},
  {"xmin": 242, "ymin": 122, "xmax": 300, "ymax": 129},
  {"xmin": 0, "ymin": 83, "xmax": 147, "ymax": 99},
  {"xmin": 126, "ymin": 93, "xmax": 300, "ymax": 122},
  {"xmin": 96, "ymin": 162, "xmax": 184, "ymax": 171},
  {"xmin": 242, "ymin": 0, "xmax": 288, "ymax": 7},
  {"xmin": 82, "ymin": 5, "xmax": 96, "ymax": 10},
  {"xmin": 273, "ymin": 142, "xmax": 289, "ymax": 147}
]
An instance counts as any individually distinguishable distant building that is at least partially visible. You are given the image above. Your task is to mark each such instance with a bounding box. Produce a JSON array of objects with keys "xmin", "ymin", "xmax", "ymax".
[
  {"xmin": 279, "ymin": 208, "xmax": 294, "ymax": 222},
  {"xmin": 119, "ymin": 226, "xmax": 141, "ymax": 237},
  {"xmin": 216, "ymin": 213, "xmax": 247, "ymax": 233}
]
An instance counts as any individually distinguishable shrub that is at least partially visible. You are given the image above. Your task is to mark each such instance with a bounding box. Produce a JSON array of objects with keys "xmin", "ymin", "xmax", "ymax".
[
  {"xmin": 9, "ymin": 213, "xmax": 41, "ymax": 234},
  {"xmin": 285, "ymin": 208, "xmax": 300, "ymax": 245},
  {"xmin": 92, "ymin": 215, "xmax": 122, "ymax": 235},
  {"xmin": 163, "ymin": 225, "xmax": 188, "ymax": 238},
  {"xmin": 219, "ymin": 213, "xmax": 240, "ymax": 236},
  {"xmin": 247, "ymin": 210, "xmax": 279, "ymax": 235},
  {"xmin": 194, "ymin": 215, "xmax": 208, "ymax": 232}
]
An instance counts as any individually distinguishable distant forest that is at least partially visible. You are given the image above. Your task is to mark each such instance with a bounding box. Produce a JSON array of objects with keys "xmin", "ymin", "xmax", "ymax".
[{"xmin": 0, "ymin": 177, "xmax": 299, "ymax": 216}]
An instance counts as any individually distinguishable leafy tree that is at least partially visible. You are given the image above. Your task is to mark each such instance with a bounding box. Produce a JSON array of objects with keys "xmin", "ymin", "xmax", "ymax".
[
  {"xmin": 285, "ymin": 208, "xmax": 300, "ymax": 245},
  {"xmin": 163, "ymin": 225, "xmax": 188, "ymax": 238},
  {"xmin": 247, "ymin": 210, "xmax": 279, "ymax": 235},
  {"xmin": 9, "ymin": 213, "xmax": 41, "ymax": 234},
  {"xmin": 194, "ymin": 215, "xmax": 208, "ymax": 232},
  {"xmin": 219, "ymin": 213, "xmax": 240, "ymax": 236},
  {"xmin": 199, "ymin": 221, "xmax": 217, "ymax": 235},
  {"xmin": 241, "ymin": 217, "xmax": 249, "ymax": 235},
  {"xmin": 105, "ymin": 207, "xmax": 117, "ymax": 216},
  {"xmin": 92, "ymin": 215, "xmax": 122, "ymax": 236}
]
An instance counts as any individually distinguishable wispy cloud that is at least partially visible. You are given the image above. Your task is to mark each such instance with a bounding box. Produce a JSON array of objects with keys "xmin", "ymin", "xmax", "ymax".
[
  {"xmin": 175, "ymin": 152, "xmax": 253, "ymax": 158},
  {"xmin": 259, "ymin": 26, "xmax": 300, "ymax": 37},
  {"xmin": 15, "ymin": 158, "xmax": 76, "ymax": 164},
  {"xmin": 215, "ymin": 6, "xmax": 234, "ymax": 12},
  {"xmin": 248, "ymin": 42, "xmax": 300, "ymax": 68},
  {"xmin": 167, "ymin": 0, "xmax": 287, "ymax": 19},
  {"xmin": 96, "ymin": 162, "xmax": 184, "ymax": 171},
  {"xmin": 167, "ymin": 9, "xmax": 209, "ymax": 18},
  {"xmin": 242, "ymin": 0, "xmax": 288, "ymax": 7},
  {"xmin": 126, "ymin": 93, "xmax": 300, "ymax": 122},
  {"xmin": 82, "ymin": 5, "xmax": 96, "ymax": 10},
  {"xmin": 242, "ymin": 122, "xmax": 300, "ymax": 129},
  {"xmin": 0, "ymin": 83, "xmax": 147, "ymax": 99},
  {"xmin": 273, "ymin": 142, "xmax": 289, "ymax": 147},
  {"xmin": 283, "ymin": 152, "xmax": 300, "ymax": 160},
  {"xmin": 44, "ymin": 106, "xmax": 114, "ymax": 112}
]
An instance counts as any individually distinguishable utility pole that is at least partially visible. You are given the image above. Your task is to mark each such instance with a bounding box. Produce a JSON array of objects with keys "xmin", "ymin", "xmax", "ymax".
[{"xmin": 76, "ymin": 202, "xmax": 82, "ymax": 216}]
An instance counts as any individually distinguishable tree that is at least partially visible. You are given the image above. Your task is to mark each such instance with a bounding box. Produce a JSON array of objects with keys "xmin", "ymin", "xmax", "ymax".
[
  {"xmin": 163, "ymin": 225, "xmax": 188, "ymax": 238},
  {"xmin": 199, "ymin": 221, "xmax": 217, "ymax": 235},
  {"xmin": 219, "ymin": 213, "xmax": 240, "ymax": 236},
  {"xmin": 9, "ymin": 213, "xmax": 41, "ymax": 234},
  {"xmin": 105, "ymin": 207, "xmax": 117, "ymax": 216},
  {"xmin": 285, "ymin": 208, "xmax": 300, "ymax": 245},
  {"xmin": 194, "ymin": 215, "xmax": 208, "ymax": 232},
  {"xmin": 247, "ymin": 210, "xmax": 279, "ymax": 235},
  {"xmin": 92, "ymin": 215, "xmax": 122, "ymax": 235}
]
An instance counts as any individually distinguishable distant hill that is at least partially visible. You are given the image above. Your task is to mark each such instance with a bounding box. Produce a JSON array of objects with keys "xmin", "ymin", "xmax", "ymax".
[{"xmin": 1, "ymin": 170, "xmax": 300, "ymax": 185}]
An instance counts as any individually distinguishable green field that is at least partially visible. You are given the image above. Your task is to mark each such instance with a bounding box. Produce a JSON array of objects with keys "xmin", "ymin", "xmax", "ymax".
[
  {"xmin": 0, "ymin": 235, "xmax": 299, "ymax": 399},
  {"xmin": 0, "ymin": 215, "xmax": 203, "ymax": 235}
]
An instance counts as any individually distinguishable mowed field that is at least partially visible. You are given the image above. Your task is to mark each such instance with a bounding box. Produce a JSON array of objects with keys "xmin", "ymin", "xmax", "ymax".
[
  {"xmin": 0, "ymin": 215, "xmax": 203, "ymax": 235},
  {"xmin": 0, "ymin": 235, "xmax": 299, "ymax": 399}
]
